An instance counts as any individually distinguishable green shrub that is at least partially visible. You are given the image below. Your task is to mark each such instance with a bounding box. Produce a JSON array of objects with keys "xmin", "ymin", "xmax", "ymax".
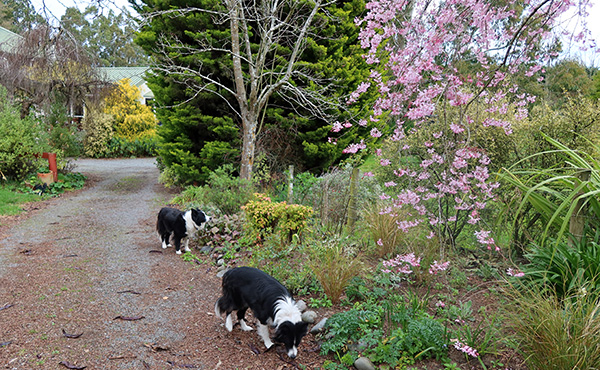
[
  {"xmin": 0, "ymin": 89, "xmax": 49, "ymax": 180},
  {"xmin": 104, "ymin": 136, "xmax": 159, "ymax": 157},
  {"xmin": 242, "ymin": 193, "xmax": 313, "ymax": 246},
  {"xmin": 82, "ymin": 105, "xmax": 114, "ymax": 158},
  {"xmin": 321, "ymin": 297, "xmax": 447, "ymax": 366},
  {"xmin": 246, "ymin": 235, "xmax": 319, "ymax": 295},
  {"xmin": 522, "ymin": 229, "xmax": 600, "ymax": 300},
  {"xmin": 171, "ymin": 164, "xmax": 253, "ymax": 215}
]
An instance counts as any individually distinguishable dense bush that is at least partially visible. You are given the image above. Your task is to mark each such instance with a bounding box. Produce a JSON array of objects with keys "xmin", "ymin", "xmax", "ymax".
[
  {"xmin": 82, "ymin": 105, "xmax": 114, "ymax": 158},
  {"xmin": 0, "ymin": 89, "xmax": 49, "ymax": 180},
  {"xmin": 104, "ymin": 136, "xmax": 159, "ymax": 157},
  {"xmin": 104, "ymin": 79, "xmax": 158, "ymax": 141},
  {"xmin": 242, "ymin": 193, "xmax": 314, "ymax": 246},
  {"xmin": 170, "ymin": 164, "xmax": 253, "ymax": 215}
]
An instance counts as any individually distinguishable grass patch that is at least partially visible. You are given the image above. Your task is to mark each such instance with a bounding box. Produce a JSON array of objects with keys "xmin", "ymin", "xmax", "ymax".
[{"xmin": 0, "ymin": 187, "xmax": 41, "ymax": 216}]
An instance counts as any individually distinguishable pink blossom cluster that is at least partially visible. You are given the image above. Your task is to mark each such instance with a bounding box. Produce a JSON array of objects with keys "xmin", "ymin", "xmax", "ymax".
[
  {"xmin": 429, "ymin": 260, "xmax": 450, "ymax": 275},
  {"xmin": 381, "ymin": 253, "xmax": 421, "ymax": 274},
  {"xmin": 451, "ymin": 339, "xmax": 479, "ymax": 358},
  {"xmin": 506, "ymin": 268, "xmax": 525, "ymax": 277},
  {"xmin": 339, "ymin": 0, "xmax": 591, "ymax": 249},
  {"xmin": 382, "ymin": 254, "xmax": 450, "ymax": 276}
]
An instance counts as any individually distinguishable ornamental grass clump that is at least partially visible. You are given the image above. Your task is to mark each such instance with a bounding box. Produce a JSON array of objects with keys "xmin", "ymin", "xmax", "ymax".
[
  {"xmin": 507, "ymin": 283, "xmax": 600, "ymax": 370},
  {"xmin": 309, "ymin": 242, "xmax": 363, "ymax": 304},
  {"xmin": 363, "ymin": 201, "xmax": 408, "ymax": 258}
]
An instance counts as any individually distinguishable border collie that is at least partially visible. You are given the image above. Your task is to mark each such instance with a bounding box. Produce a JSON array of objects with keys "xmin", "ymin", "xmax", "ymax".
[
  {"xmin": 156, "ymin": 207, "xmax": 210, "ymax": 254},
  {"xmin": 215, "ymin": 266, "xmax": 308, "ymax": 359}
]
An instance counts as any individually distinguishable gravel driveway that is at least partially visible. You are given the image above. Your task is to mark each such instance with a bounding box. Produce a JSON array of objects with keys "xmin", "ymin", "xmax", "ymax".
[{"xmin": 0, "ymin": 158, "xmax": 326, "ymax": 370}]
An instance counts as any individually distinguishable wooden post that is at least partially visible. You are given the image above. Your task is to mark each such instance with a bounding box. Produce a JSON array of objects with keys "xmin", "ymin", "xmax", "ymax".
[
  {"xmin": 346, "ymin": 167, "xmax": 359, "ymax": 231},
  {"xmin": 322, "ymin": 178, "xmax": 329, "ymax": 226},
  {"xmin": 287, "ymin": 165, "xmax": 294, "ymax": 204},
  {"xmin": 569, "ymin": 168, "xmax": 591, "ymax": 247}
]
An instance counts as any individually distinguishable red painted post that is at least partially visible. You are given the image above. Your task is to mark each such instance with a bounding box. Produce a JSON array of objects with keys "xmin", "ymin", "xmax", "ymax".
[{"xmin": 42, "ymin": 152, "xmax": 58, "ymax": 182}]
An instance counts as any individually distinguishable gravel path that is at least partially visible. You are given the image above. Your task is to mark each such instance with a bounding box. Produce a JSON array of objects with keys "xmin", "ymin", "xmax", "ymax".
[{"xmin": 0, "ymin": 158, "xmax": 326, "ymax": 370}]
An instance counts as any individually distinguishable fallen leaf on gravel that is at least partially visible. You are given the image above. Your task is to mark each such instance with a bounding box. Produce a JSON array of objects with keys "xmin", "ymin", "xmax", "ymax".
[
  {"xmin": 19, "ymin": 249, "xmax": 32, "ymax": 255},
  {"xmin": 61, "ymin": 329, "xmax": 83, "ymax": 339},
  {"xmin": 0, "ymin": 304, "xmax": 14, "ymax": 311},
  {"xmin": 143, "ymin": 342, "xmax": 169, "ymax": 352},
  {"xmin": 59, "ymin": 361, "xmax": 86, "ymax": 369},
  {"xmin": 117, "ymin": 290, "xmax": 141, "ymax": 295},
  {"xmin": 149, "ymin": 250, "xmax": 163, "ymax": 254},
  {"xmin": 108, "ymin": 355, "xmax": 137, "ymax": 360},
  {"xmin": 0, "ymin": 341, "xmax": 11, "ymax": 347},
  {"xmin": 63, "ymin": 254, "xmax": 78, "ymax": 258},
  {"xmin": 166, "ymin": 360, "xmax": 198, "ymax": 368},
  {"xmin": 113, "ymin": 315, "xmax": 145, "ymax": 321}
]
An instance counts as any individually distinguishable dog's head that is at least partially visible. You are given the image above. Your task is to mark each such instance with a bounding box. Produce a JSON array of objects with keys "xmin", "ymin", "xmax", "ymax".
[
  {"xmin": 191, "ymin": 209, "xmax": 211, "ymax": 228},
  {"xmin": 274, "ymin": 320, "xmax": 308, "ymax": 359}
]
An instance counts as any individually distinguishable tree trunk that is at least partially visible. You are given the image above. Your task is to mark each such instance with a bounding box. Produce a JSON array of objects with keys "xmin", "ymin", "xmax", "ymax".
[{"xmin": 240, "ymin": 112, "xmax": 257, "ymax": 181}]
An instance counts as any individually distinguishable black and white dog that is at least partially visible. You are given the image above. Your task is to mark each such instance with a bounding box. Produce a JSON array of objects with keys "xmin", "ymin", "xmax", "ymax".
[
  {"xmin": 156, "ymin": 207, "xmax": 210, "ymax": 254},
  {"xmin": 215, "ymin": 266, "xmax": 308, "ymax": 359}
]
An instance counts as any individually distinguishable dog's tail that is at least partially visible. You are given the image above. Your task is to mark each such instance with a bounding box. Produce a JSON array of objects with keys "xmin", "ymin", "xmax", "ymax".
[{"xmin": 214, "ymin": 297, "xmax": 226, "ymax": 319}]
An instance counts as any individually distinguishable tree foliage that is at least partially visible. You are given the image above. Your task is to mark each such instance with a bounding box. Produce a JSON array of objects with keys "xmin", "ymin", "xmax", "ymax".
[
  {"xmin": 134, "ymin": 0, "xmax": 374, "ymax": 184},
  {"xmin": 104, "ymin": 78, "xmax": 157, "ymax": 140},
  {"xmin": 345, "ymin": 0, "xmax": 594, "ymax": 249},
  {"xmin": 60, "ymin": 6, "xmax": 149, "ymax": 67},
  {"xmin": 0, "ymin": 0, "xmax": 45, "ymax": 33},
  {"xmin": 0, "ymin": 87, "xmax": 49, "ymax": 179}
]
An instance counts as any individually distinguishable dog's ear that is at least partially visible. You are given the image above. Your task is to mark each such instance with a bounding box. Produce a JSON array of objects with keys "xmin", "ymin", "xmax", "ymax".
[
  {"xmin": 296, "ymin": 321, "xmax": 308, "ymax": 338},
  {"xmin": 274, "ymin": 321, "xmax": 293, "ymax": 343}
]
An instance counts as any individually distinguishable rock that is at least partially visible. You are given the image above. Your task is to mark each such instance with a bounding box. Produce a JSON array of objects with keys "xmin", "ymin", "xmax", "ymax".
[
  {"xmin": 199, "ymin": 246, "xmax": 212, "ymax": 253},
  {"xmin": 216, "ymin": 258, "xmax": 224, "ymax": 266},
  {"xmin": 310, "ymin": 318, "xmax": 328, "ymax": 334},
  {"xmin": 354, "ymin": 357, "xmax": 376, "ymax": 370},
  {"xmin": 301, "ymin": 310, "xmax": 318, "ymax": 324},
  {"xmin": 296, "ymin": 299, "xmax": 307, "ymax": 312},
  {"xmin": 216, "ymin": 267, "xmax": 230, "ymax": 278}
]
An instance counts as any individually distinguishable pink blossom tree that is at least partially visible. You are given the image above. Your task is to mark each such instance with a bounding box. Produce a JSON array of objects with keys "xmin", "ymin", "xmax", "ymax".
[{"xmin": 342, "ymin": 0, "xmax": 594, "ymax": 250}]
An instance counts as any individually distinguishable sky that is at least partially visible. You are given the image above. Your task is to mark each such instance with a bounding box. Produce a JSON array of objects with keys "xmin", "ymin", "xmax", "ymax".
[{"xmin": 30, "ymin": 0, "xmax": 600, "ymax": 67}]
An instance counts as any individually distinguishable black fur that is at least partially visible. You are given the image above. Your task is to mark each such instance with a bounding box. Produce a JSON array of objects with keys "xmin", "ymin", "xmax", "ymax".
[
  {"xmin": 215, "ymin": 266, "xmax": 308, "ymax": 358},
  {"xmin": 156, "ymin": 207, "xmax": 209, "ymax": 254}
]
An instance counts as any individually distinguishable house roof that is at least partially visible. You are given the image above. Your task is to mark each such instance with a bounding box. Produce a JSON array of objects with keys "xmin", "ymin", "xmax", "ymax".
[
  {"xmin": 0, "ymin": 26, "xmax": 23, "ymax": 53},
  {"xmin": 98, "ymin": 66, "xmax": 150, "ymax": 87},
  {"xmin": 98, "ymin": 66, "xmax": 154, "ymax": 100}
]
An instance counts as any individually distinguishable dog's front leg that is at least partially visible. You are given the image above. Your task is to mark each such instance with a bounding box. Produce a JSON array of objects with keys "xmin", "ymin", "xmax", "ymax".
[
  {"xmin": 257, "ymin": 323, "xmax": 274, "ymax": 349},
  {"xmin": 183, "ymin": 237, "xmax": 191, "ymax": 253}
]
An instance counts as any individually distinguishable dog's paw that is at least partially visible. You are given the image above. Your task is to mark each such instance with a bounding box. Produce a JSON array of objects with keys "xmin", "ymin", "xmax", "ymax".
[
  {"xmin": 184, "ymin": 247, "xmax": 191, "ymax": 252},
  {"xmin": 240, "ymin": 320, "xmax": 253, "ymax": 331},
  {"xmin": 225, "ymin": 315, "xmax": 233, "ymax": 332},
  {"xmin": 176, "ymin": 250, "xmax": 182, "ymax": 255}
]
